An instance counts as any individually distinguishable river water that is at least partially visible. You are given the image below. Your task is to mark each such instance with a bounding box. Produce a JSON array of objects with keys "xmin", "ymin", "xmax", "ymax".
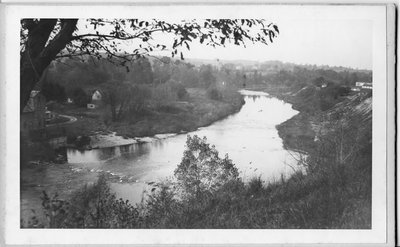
[{"xmin": 65, "ymin": 90, "xmax": 300, "ymax": 204}]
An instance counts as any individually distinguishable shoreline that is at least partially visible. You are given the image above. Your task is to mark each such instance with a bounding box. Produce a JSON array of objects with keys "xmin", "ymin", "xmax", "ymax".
[
  {"xmin": 64, "ymin": 88, "xmax": 245, "ymax": 150},
  {"xmin": 90, "ymin": 97, "xmax": 244, "ymax": 150},
  {"xmin": 75, "ymin": 87, "xmax": 314, "ymax": 152},
  {"xmin": 247, "ymin": 85, "xmax": 316, "ymax": 154}
]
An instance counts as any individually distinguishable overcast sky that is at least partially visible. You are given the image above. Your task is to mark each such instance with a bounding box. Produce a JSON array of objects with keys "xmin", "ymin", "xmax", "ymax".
[
  {"xmin": 75, "ymin": 5, "xmax": 376, "ymax": 70},
  {"xmin": 176, "ymin": 19, "xmax": 372, "ymax": 70}
]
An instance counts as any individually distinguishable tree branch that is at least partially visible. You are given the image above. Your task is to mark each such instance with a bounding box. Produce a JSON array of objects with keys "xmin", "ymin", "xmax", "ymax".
[{"xmin": 40, "ymin": 19, "xmax": 78, "ymax": 62}]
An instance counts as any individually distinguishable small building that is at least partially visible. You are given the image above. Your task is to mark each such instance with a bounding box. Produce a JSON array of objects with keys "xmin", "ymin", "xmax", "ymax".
[
  {"xmin": 86, "ymin": 89, "xmax": 103, "ymax": 109},
  {"xmin": 361, "ymin": 82, "xmax": 372, "ymax": 90},
  {"xmin": 91, "ymin": 90, "xmax": 102, "ymax": 101},
  {"xmin": 352, "ymin": 82, "xmax": 372, "ymax": 92},
  {"xmin": 21, "ymin": 91, "xmax": 46, "ymax": 135}
]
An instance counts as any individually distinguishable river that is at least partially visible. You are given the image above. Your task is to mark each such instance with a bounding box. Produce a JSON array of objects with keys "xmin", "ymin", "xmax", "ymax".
[{"xmin": 65, "ymin": 90, "xmax": 300, "ymax": 204}]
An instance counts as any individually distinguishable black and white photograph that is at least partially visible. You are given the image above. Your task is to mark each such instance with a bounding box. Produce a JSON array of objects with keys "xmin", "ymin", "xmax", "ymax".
[{"xmin": 0, "ymin": 2, "xmax": 395, "ymax": 246}]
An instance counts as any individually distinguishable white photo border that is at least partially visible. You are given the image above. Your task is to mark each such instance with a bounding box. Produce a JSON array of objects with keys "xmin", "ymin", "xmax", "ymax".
[{"xmin": 1, "ymin": 3, "xmax": 394, "ymax": 245}]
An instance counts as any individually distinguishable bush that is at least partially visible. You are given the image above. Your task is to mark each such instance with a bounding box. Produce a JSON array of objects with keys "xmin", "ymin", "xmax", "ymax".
[
  {"xmin": 174, "ymin": 135, "xmax": 239, "ymax": 198},
  {"xmin": 247, "ymin": 176, "xmax": 264, "ymax": 195},
  {"xmin": 75, "ymin": 135, "xmax": 91, "ymax": 149},
  {"xmin": 41, "ymin": 82, "xmax": 67, "ymax": 103},
  {"xmin": 20, "ymin": 138, "xmax": 56, "ymax": 165},
  {"xmin": 151, "ymin": 80, "xmax": 188, "ymax": 108},
  {"xmin": 156, "ymin": 104, "xmax": 182, "ymax": 114},
  {"xmin": 71, "ymin": 87, "xmax": 90, "ymax": 107},
  {"xmin": 29, "ymin": 175, "xmax": 140, "ymax": 228},
  {"xmin": 206, "ymin": 87, "xmax": 222, "ymax": 101},
  {"xmin": 176, "ymin": 85, "xmax": 188, "ymax": 100},
  {"xmin": 166, "ymin": 79, "xmax": 188, "ymax": 100},
  {"xmin": 127, "ymin": 84, "xmax": 152, "ymax": 114},
  {"xmin": 152, "ymin": 83, "xmax": 176, "ymax": 107}
]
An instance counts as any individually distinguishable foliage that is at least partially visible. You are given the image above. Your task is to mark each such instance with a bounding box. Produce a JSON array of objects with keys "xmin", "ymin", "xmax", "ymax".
[
  {"xmin": 207, "ymin": 87, "xmax": 222, "ymax": 101},
  {"xmin": 101, "ymin": 80, "xmax": 131, "ymax": 121},
  {"xmin": 21, "ymin": 19, "xmax": 279, "ymax": 65},
  {"xmin": 75, "ymin": 135, "xmax": 91, "ymax": 149},
  {"xmin": 127, "ymin": 84, "xmax": 152, "ymax": 114},
  {"xmin": 28, "ymin": 175, "xmax": 141, "ymax": 228},
  {"xmin": 165, "ymin": 79, "xmax": 188, "ymax": 100},
  {"xmin": 177, "ymin": 85, "xmax": 188, "ymax": 100},
  {"xmin": 20, "ymin": 138, "xmax": 56, "ymax": 166},
  {"xmin": 41, "ymin": 82, "xmax": 67, "ymax": 103},
  {"xmin": 312, "ymin": 76, "xmax": 325, "ymax": 87},
  {"xmin": 71, "ymin": 87, "xmax": 90, "ymax": 107},
  {"xmin": 125, "ymin": 57, "xmax": 153, "ymax": 84},
  {"xmin": 199, "ymin": 65, "xmax": 217, "ymax": 88},
  {"xmin": 151, "ymin": 80, "xmax": 188, "ymax": 107},
  {"xmin": 174, "ymin": 135, "xmax": 239, "ymax": 198},
  {"xmin": 259, "ymin": 63, "xmax": 371, "ymax": 91},
  {"xmin": 152, "ymin": 56, "xmax": 173, "ymax": 84}
]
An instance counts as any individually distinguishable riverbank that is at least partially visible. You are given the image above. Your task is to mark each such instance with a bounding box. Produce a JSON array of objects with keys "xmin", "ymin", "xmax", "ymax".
[
  {"xmin": 111, "ymin": 88, "xmax": 245, "ymax": 138},
  {"xmin": 250, "ymin": 85, "xmax": 317, "ymax": 154},
  {"xmin": 58, "ymin": 87, "xmax": 244, "ymax": 149}
]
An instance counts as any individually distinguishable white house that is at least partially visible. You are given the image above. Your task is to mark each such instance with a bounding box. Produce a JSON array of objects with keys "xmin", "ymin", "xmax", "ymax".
[
  {"xmin": 87, "ymin": 89, "xmax": 103, "ymax": 109},
  {"xmin": 352, "ymin": 82, "xmax": 372, "ymax": 92},
  {"xmin": 361, "ymin": 83, "xmax": 372, "ymax": 90},
  {"xmin": 91, "ymin": 90, "xmax": 102, "ymax": 101}
]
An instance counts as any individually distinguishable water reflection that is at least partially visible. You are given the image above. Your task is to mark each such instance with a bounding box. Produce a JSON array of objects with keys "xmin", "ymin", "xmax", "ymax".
[{"xmin": 67, "ymin": 90, "xmax": 300, "ymax": 203}]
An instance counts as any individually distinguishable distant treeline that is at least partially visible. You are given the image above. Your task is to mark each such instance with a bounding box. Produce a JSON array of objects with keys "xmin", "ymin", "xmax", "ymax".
[
  {"xmin": 37, "ymin": 56, "xmax": 372, "ymax": 120},
  {"xmin": 38, "ymin": 56, "xmax": 371, "ymax": 102}
]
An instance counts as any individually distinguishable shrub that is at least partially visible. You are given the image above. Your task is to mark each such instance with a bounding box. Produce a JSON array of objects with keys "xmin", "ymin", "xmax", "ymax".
[
  {"xmin": 174, "ymin": 135, "xmax": 239, "ymax": 198},
  {"xmin": 74, "ymin": 135, "xmax": 91, "ymax": 149},
  {"xmin": 31, "ymin": 175, "xmax": 140, "ymax": 228},
  {"xmin": 206, "ymin": 87, "xmax": 222, "ymax": 101},
  {"xmin": 156, "ymin": 104, "xmax": 182, "ymax": 114},
  {"xmin": 41, "ymin": 82, "xmax": 67, "ymax": 103},
  {"xmin": 247, "ymin": 176, "xmax": 264, "ymax": 195},
  {"xmin": 152, "ymin": 83, "xmax": 176, "ymax": 107},
  {"xmin": 128, "ymin": 84, "xmax": 152, "ymax": 114},
  {"xmin": 176, "ymin": 85, "xmax": 188, "ymax": 100},
  {"xmin": 71, "ymin": 87, "xmax": 90, "ymax": 107},
  {"xmin": 20, "ymin": 138, "xmax": 56, "ymax": 165},
  {"xmin": 166, "ymin": 79, "xmax": 188, "ymax": 100}
]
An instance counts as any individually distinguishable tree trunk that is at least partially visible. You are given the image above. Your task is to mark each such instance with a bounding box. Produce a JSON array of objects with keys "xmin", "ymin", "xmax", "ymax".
[
  {"xmin": 110, "ymin": 103, "xmax": 117, "ymax": 122},
  {"xmin": 20, "ymin": 19, "xmax": 78, "ymax": 113}
]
